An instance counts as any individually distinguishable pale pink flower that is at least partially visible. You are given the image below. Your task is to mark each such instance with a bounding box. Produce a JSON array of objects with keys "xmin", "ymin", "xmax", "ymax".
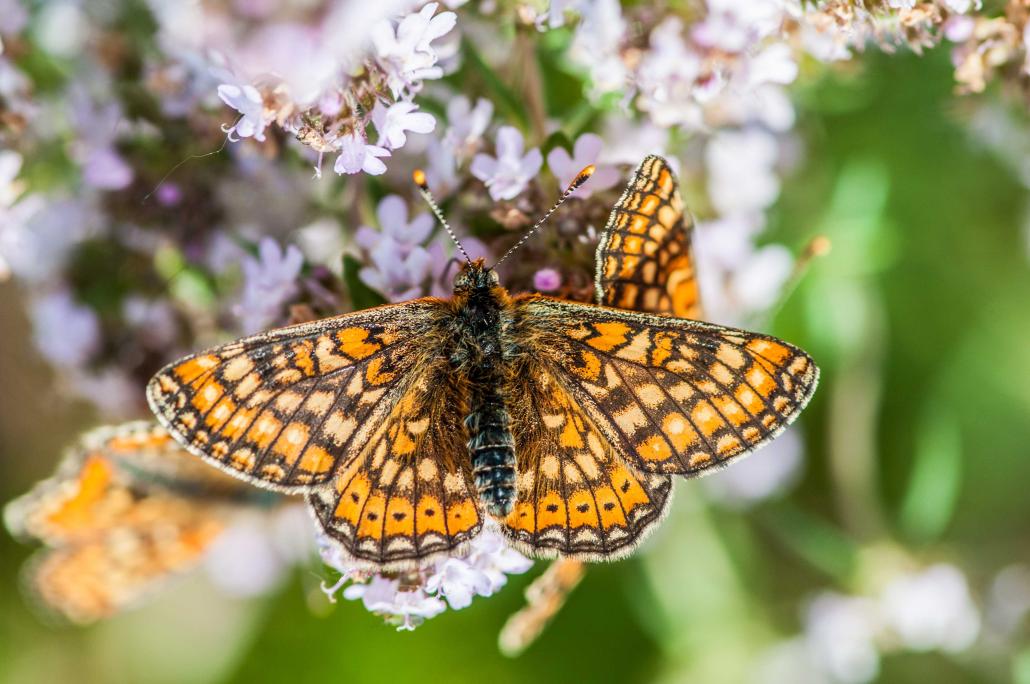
[
  {"xmin": 217, "ymin": 83, "xmax": 269, "ymax": 142},
  {"xmin": 334, "ymin": 133, "xmax": 390, "ymax": 176},
  {"xmin": 371, "ymin": 2, "xmax": 457, "ymax": 97},
  {"xmin": 470, "ymin": 126, "xmax": 542, "ymax": 201},
  {"xmin": 373, "ymin": 100, "xmax": 436, "ymax": 150},
  {"xmin": 546, "ymin": 133, "xmax": 619, "ymax": 197},
  {"xmin": 532, "ymin": 268, "xmax": 562, "ymax": 292}
]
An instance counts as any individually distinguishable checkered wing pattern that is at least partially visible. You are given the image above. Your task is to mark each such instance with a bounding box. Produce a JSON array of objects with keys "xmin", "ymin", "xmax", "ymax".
[
  {"xmin": 595, "ymin": 155, "xmax": 702, "ymax": 319},
  {"xmin": 307, "ymin": 360, "xmax": 483, "ymax": 569},
  {"xmin": 514, "ymin": 297, "xmax": 818, "ymax": 476},
  {"xmin": 502, "ymin": 363, "xmax": 671, "ymax": 559},
  {"xmin": 147, "ymin": 300, "xmax": 449, "ymax": 492}
]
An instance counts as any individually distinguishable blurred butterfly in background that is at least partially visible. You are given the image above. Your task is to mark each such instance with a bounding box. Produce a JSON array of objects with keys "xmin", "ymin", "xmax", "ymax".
[
  {"xmin": 3, "ymin": 421, "xmax": 281, "ymax": 624},
  {"xmin": 146, "ymin": 156, "xmax": 819, "ymax": 570}
]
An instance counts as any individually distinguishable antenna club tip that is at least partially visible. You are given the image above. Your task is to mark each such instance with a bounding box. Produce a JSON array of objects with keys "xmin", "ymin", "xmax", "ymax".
[
  {"xmin": 413, "ymin": 169, "xmax": 428, "ymax": 190},
  {"xmin": 570, "ymin": 165, "xmax": 595, "ymax": 190}
]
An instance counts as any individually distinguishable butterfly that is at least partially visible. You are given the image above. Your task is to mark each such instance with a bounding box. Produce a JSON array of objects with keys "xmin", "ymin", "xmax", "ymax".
[
  {"xmin": 4, "ymin": 421, "xmax": 280, "ymax": 623},
  {"xmin": 146, "ymin": 156, "xmax": 818, "ymax": 570}
]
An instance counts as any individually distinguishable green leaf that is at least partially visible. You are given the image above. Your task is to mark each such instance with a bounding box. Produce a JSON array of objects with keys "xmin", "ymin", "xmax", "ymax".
[
  {"xmin": 342, "ymin": 254, "xmax": 386, "ymax": 311},
  {"xmin": 760, "ymin": 502, "xmax": 859, "ymax": 581},
  {"xmin": 898, "ymin": 400, "xmax": 963, "ymax": 543}
]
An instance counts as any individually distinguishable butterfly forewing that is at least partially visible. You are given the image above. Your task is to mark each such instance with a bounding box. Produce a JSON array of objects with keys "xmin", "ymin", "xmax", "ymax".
[
  {"xmin": 595, "ymin": 155, "xmax": 702, "ymax": 319},
  {"xmin": 146, "ymin": 300, "xmax": 449, "ymax": 491},
  {"xmin": 307, "ymin": 360, "xmax": 483, "ymax": 569},
  {"xmin": 514, "ymin": 297, "xmax": 818, "ymax": 476}
]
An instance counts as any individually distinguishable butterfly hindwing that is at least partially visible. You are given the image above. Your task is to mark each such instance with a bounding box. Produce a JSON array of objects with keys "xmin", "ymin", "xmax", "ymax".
[
  {"xmin": 307, "ymin": 361, "xmax": 483, "ymax": 569},
  {"xmin": 514, "ymin": 296, "xmax": 818, "ymax": 476},
  {"xmin": 595, "ymin": 155, "xmax": 702, "ymax": 319},
  {"xmin": 147, "ymin": 299, "xmax": 449, "ymax": 492},
  {"xmin": 502, "ymin": 364, "xmax": 671, "ymax": 559}
]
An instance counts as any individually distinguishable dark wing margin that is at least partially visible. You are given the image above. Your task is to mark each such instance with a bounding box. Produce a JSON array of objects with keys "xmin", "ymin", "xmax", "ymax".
[
  {"xmin": 147, "ymin": 299, "xmax": 448, "ymax": 492},
  {"xmin": 513, "ymin": 296, "xmax": 818, "ymax": 476},
  {"xmin": 308, "ymin": 359, "xmax": 483, "ymax": 570},
  {"xmin": 502, "ymin": 361, "xmax": 671, "ymax": 561}
]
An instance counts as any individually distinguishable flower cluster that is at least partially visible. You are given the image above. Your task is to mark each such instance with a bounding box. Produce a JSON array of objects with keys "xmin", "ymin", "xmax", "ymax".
[
  {"xmin": 213, "ymin": 2, "xmax": 455, "ymax": 178},
  {"xmin": 318, "ymin": 525, "xmax": 532, "ymax": 630}
]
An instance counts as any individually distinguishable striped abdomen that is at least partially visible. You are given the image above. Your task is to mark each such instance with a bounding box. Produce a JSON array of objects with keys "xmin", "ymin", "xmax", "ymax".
[{"xmin": 465, "ymin": 388, "xmax": 515, "ymax": 517}]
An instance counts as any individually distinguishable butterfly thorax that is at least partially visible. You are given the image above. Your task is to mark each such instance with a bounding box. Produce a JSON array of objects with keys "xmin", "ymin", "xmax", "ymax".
[{"xmin": 449, "ymin": 262, "xmax": 516, "ymax": 518}]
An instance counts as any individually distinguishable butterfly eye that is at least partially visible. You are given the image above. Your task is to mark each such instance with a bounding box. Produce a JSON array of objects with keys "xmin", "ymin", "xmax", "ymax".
[{"xmin": 488, "ymin": 270, "xmax": 500, "ymax": 285}]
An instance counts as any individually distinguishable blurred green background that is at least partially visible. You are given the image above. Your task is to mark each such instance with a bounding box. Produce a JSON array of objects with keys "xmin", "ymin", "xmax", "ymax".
[{"xmin": 3, "ymin": 47, "xmax": 1030, "ymax": 684}]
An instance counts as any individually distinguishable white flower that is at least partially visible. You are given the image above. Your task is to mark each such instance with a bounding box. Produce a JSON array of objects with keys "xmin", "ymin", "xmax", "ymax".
[
  {"xmin": 29, "ymin": 289, "xmax": 102, "ymax": 368},
  {"xmin": 568, "ymin": 0, "xmax": 627, "ymax": 96},
  {"xmin": 538, "ymin": 0, "xmax": 582, "ymax": 28},
  {"xmin": 546, "ymin": 133, "xmax": 619, "ymax": 198},
  {"xmin": 693, "ymin": 0, "xmax": 784, "ymax": 52},
  {"xmin": 371, "ymin": 2, "xmax": 457, "ymax": 98},
  {"xmin": 695, "ymin": 216, "xmax": 795, "ymax": 325},
  {"xmin": 217, "ymin": 83, "xmax": 269, "ymax": 142},
  {"xmin": 598, "ymin": 118, "xmax": 669, "ymax": 166},
  {"xmin": 879, "ymin": 564, "xmax": 981, "ymax": 653},
  {"xmin": 470, "ymin": 126, "xmax": 543, "ymax": 201},
  {"xmin": 635, "ymin": 18, "xmax": 705, "ymax": 129},
  {"xmin": 373, "ymin": 100, "xmax": 436, "ymax": 150},
  {"xmin": 354, "ymin": 194, "xmax": 438, "ymax": 302},
  {"xmin": 941, "ymin": 0, "xmax": 982, "ymax": 12},
  {"xmin": 235, "ymin": 238, "xmax": 304, "ymax": 334},
  {"xmin": 334, "ymin": 133, "xmax": 390, "ymax": 176},
  {"xmin": 804, "ymin": 592, "xmax": 882, "ymax": 684},
  {"xmin": 705, "ymin": 128, "xmax": 781, "ymax": 216},
  {"xmin": 343, "ymin": 576, "xmax": 447, "ymax": 631},
  {"xmin": 426, "ymin": 527, "xmax": 533, "ymax": 609},
  {"xmin": 442, "ymin": 96, "xmax": 493, "ymax": 159},
  {"xmin": 319, "ymin": 526, "xmax": 532, "ymax": 630}
]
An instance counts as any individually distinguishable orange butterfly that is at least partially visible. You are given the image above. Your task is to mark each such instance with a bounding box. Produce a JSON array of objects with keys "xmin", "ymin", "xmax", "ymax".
[
  {"xmin": 4, "ymin": 421, "xmax": 280, "ymax": 623},
  {"xmin": 147, "ymin": 156, "xmax": 818, "ymax": 570}
]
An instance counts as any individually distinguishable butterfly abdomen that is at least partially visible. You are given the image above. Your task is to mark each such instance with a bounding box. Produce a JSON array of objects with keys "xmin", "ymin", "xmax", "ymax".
[
  {"xmin": 450, "ymin": 272, "xmax": 517, "ymax": 518},
  {"xmin": 465, "ymin": 390, "xmax": 515, "ymax": 517}
]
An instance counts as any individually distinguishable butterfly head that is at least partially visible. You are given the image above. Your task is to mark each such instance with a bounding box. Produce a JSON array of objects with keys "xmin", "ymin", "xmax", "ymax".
[{"xmin": 453, "ymin": 258, "xmax": 500, "ymax": 294}]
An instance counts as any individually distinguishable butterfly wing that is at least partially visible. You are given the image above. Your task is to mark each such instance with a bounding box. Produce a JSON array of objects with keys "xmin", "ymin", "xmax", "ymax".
[
  {"xmin": 502, "ymin": 363, "xmax": 671, "ymax": 559},
  {"xmin": 24, "ymin": 516, "xmax": 224, "ymax": 624},
  {"xmin": 147, "ymin": 299, "xmax": 449, "ymax": 492},
  {"xmin": 4, "ymin": 422, "xmax": 229, "ymax": 623},
  {"xmin": 595, "ymin": 155, "xmax": 701, "ymax": 319},
  {"xmin": 512, "ymin": 296, "xmax": 818, "ymax": 476},
  {"xmin": 308, "ymin": 359, "xmax": 482, "ymax": 569}
]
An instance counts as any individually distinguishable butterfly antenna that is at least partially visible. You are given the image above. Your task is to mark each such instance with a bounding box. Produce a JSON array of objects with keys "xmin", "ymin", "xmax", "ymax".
[
  {"xmin": 494, "ymin": 165, "xmax": 595, "ymax": 267},
  {"xmin": 413, "ymin": 169, "xmax": 472, "ymax": 266}
]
